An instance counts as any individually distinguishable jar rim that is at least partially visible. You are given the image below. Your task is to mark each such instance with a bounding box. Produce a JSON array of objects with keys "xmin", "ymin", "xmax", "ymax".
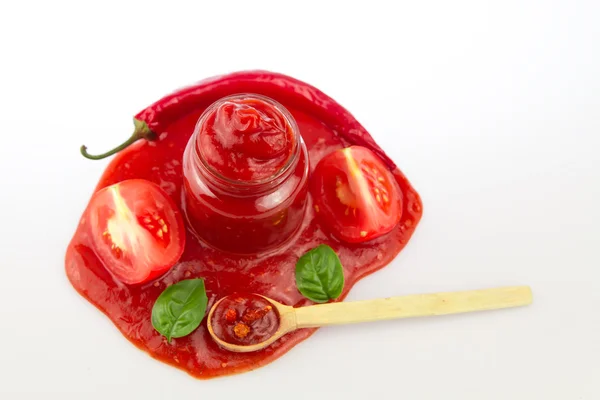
[{"xmin": 192, "ymin": 93, "xmax": 302, "ymax": 192}]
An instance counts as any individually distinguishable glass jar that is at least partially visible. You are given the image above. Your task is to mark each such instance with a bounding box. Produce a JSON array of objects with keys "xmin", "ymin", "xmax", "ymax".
[{"xmin": 182, "ymin": 93, "xmax": 309, "ymax": 254}]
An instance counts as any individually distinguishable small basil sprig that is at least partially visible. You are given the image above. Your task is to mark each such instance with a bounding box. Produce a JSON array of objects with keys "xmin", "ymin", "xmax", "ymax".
[
  {"xmin": 295, "ymin": 244, "xmax": 345, "ymax": 303},
  {"xmin": 151, "ymin": 278, "xmax": 208, "ymax": 342}
]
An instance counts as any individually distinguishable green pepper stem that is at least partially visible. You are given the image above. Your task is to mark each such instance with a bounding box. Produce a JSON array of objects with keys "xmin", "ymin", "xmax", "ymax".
[{"xmin": 80, "ymin": 119, "xmax": 156, "ymax": 160}]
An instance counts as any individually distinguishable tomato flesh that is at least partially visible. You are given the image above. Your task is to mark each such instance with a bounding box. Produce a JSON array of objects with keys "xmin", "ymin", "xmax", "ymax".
[
  {"xmin": 311, "ymin": 146, "xmax": 402, "ymax": 243},
  {"xmin": 87, "ymin": 179, "xmax": 185, "ymax": 284}
]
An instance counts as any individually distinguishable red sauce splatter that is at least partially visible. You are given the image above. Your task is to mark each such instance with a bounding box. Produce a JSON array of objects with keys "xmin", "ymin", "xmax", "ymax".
[{"xmin": 65, "ymin": 73, "xmax": 423, "ymax": 379}]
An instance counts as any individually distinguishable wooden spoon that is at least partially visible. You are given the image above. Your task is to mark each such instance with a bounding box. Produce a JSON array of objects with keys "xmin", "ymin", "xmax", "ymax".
[{"xmin": 207, "ymin": 285, "xmax": 533, "ymax": 353}]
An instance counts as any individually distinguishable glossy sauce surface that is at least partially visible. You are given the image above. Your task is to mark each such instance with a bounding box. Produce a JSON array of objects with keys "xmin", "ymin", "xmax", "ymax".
[
  {"xmin": 212, "ymin": 294, "xmax": 280, "ymax": 346},
  {"xmin": 65, "ymin": 78, "xmax": 423, "ymax": 379},
  {"xmin": 198, "ymin": 95, "xmax": 295, "ymax": 182},
  {"xmin": 182, "ymin": 94, "xmax": 309, "ymax": 254}
]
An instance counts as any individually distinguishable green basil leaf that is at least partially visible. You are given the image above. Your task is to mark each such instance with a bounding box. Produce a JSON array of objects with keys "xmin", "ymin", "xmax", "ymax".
[
  {"xmin": 295, "ymin": 244, "xmax": 345, "ymax": 303},
  {"xmin": 151, "ymin": 278, "xmax": 208, "ymax": 342}
]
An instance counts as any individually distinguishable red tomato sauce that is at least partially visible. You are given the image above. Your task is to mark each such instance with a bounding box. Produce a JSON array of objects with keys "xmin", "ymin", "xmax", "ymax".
[
  {"xmin": 65, "ymin": 76, "xmax": 423, "ymax": 379},
  {"xmin": 197, "ymin": 94, "xmax": 296, "ymax": 182},
  {"xmin": 182, "ymin": 94, "xmax": 309, "ymax": 254},
  {"xmin": 211, "ymin": 294, "xmax": 280, "ymax": 346}
]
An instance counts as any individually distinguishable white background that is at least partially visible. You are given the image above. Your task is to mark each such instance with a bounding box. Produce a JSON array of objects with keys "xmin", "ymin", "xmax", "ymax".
[{"xmin": 1, "ymin": 1, "xmax": 599, "ymax": 399}]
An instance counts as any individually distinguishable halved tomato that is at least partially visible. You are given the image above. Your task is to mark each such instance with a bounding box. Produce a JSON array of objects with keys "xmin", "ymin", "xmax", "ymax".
[
  {"xmin": 87, "ymin": 179, "xmax": 185, "ymax": 284},
  {"xmin": 311, "ymin": 146, "xmax": 402, "ymax": 243}
]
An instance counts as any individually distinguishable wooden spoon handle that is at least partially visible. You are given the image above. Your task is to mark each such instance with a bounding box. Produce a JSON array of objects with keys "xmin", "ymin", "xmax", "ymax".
[{"xmin": 294, "ymin": 286, "xmax": 533, "ymax": 328}]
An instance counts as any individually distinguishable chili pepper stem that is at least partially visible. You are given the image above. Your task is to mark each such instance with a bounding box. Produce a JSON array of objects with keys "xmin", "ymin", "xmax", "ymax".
[{"xmin": 80, "ymin": 119, "xmax": 157, "ymax": 160}]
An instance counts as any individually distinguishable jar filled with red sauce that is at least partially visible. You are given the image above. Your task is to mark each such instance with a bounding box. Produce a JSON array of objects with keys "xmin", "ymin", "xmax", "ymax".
[{"xmin": 182, "ymin": 94, "xmax": 309, "ymax": 254}]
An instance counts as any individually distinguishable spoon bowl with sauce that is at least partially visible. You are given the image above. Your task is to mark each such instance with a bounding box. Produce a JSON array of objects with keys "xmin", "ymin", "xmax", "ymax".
[{"xmin": 207, "ymin": 285, "xmax": 533, "ymax": 352}]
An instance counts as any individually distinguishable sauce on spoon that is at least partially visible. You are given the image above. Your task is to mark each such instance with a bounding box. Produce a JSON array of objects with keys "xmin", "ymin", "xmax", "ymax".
[{"xmin": 211, "ymin": 293, "xmax": 280, "ymax": 346}]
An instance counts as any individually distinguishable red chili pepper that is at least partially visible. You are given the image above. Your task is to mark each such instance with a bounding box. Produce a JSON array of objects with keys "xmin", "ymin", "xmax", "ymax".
[{"xmin": 80, "ymin": 71, "xmax": 396, "ymax": 169}]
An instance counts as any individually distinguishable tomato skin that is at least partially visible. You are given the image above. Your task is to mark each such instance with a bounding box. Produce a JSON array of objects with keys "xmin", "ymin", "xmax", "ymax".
[
  {"xmin": 87, "ymin": 179, "xmax": 186, "ymax": 285},
  {"xmin": 311, "ymin": 146, "xmax": 402, "ymax": 243}
]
